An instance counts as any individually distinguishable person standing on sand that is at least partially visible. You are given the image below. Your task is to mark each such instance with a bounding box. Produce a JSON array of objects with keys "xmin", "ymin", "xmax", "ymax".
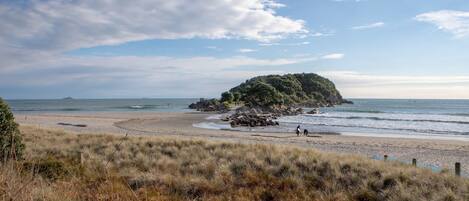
[{"xmin": 296, "ymin": 125, "xmax": 301, "ymax": 136}]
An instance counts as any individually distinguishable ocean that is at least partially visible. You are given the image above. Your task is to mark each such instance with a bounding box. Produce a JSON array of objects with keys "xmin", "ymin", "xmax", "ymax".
[
  {"xmin": 196, "ymin": 99, "xmax": 469, "ymax": 141},
  {"xmin": 278, "ymin": 99, "xmax": 469, "ymax": 141},
  {"xmin": 6, "ymin": 98, "xmax": 469, "ymax": 141},
  {"xmin": 6, "ymin": 98, "xmax": 198, "ymax": 113}
]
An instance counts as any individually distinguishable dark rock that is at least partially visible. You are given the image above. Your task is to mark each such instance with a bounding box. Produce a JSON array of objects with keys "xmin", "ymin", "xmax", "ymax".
[
  {"xmin": 228, "ymin": 110, "xmax": 279, "ymax": 127},
  {"xmin": 188, "ymin": 98, "xmax": 229, "ymax": 112},
  {"xmin": 307, "ymin": 108, "xmax": 320, "ymax": 114},
  {"xmin": 342, "ymin": 99, "xmax": 354, "ymax": 104},
  {"xmin": 227, "ymin": 105, "xmax": 305, "ymax": 127}
]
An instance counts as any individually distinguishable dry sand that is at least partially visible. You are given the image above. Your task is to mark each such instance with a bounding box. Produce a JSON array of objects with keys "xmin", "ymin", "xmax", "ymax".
[{"xmin": 15, "ymin": 112, "xmax": 469, "ymax": 177}]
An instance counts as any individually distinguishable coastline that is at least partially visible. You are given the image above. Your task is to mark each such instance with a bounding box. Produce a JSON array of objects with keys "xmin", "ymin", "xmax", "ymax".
[{"xmin": 15, "ymin": 111, "xmax": 469, "ymax": 177}]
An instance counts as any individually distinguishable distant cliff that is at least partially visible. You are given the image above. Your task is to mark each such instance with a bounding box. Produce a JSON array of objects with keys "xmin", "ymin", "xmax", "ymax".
[{"xmin": 227, "ymin": 73, "xmax": 350, "ymax": 108}]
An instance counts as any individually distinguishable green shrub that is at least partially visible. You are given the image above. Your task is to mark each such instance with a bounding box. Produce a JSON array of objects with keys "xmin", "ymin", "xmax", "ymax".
[
  {"xmin": 233, "ymin": 92, "xmax": 241, "ymax": 103},
  {"xmin": 221, "ymin": 91, "xmax": 234, "ymax": 103},
  {"xmin": 228, "ymin": 73, "xmax": 346, "ymax": 108},
  {"xmin": 0, "ymin": 98, "xmax": 25, "ymax": 161},
  {"xmin": 22, "ymin": 156, "xmax": 83, "ymax": 180}
]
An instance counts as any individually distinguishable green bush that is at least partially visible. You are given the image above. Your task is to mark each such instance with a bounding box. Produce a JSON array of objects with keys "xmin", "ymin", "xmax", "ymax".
[
  {"xmin": 233, "ymin": 92, "xmax": 241, "ymax": 103},
  {"xmin": 242, "ymin": 81, "xmax": 284, "ymax": 107},
  {"xmin": 22, "ymin": 156, "xmax": 83, "ymax": 180},
  {"xmin": 0, "ymin": 98, "xmax": 24, "ymax": 161},
  {"xmin": 220, "ymin": 91, "xmax": 234, "ymax": 103},
  {"xmin": 228, "ymin": 73, "xmax": 345, "ymax": 107}
]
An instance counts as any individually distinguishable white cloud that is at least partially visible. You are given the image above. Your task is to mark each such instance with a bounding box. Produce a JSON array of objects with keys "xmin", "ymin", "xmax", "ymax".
[
  {"xmin": 332, "ymin": 0, "xmax": 366, "ymax": 2},
  {"xmin": 415, "ymin": 10, "xmax": 469, "ymax": 38},
  {"xmin": 0, "ymin": 54, "xmax": 314, "ymax": 98},
  {"xmin": 352, "ymin": 22, "xmax": 385, "ymax": 30},
  {"xmin": 258, "ymin": 41, "xmax": 310, "ymax": 46},
  {"xmin": 321, "ymin": 53, "xmax": 344, "ymax": 60},
  {"xmin": 318, "ymin": 71, "xmax": 469, "ymax": 99},
  {"xmin": 238, "ymin": 49, "xmax": 258, "ymax": 53},
  {"xmin": 0, "ymin": 0, "xmax": 314, "ymax": 98},
  {"xmin": 0, "ymin": 0, "xmax": 306, "ymax": 54}
]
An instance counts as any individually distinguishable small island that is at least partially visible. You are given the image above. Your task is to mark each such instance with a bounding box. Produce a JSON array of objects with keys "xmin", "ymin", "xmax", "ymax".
[{"xmin": 189, "ymin": 73, "xmax": 352, "ymax": 127}]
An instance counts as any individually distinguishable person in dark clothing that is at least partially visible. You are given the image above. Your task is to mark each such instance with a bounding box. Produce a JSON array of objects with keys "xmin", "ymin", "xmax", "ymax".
[
  {"xmin": 303, "ymin": 129, "xmax": 309, "ymax": 136},
  {"xmin": 296, "ymin": 125, "xmax": 301, "ymax": 136}
]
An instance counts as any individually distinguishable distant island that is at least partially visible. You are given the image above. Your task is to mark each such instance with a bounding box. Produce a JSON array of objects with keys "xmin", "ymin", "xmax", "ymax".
[
  {"xmin": 62, "ymin": 96, "xmax": 74, "ymax": 100},
  {"xmin": 189, "ymin": 73, "xmax": 352, "ymax": 127}
]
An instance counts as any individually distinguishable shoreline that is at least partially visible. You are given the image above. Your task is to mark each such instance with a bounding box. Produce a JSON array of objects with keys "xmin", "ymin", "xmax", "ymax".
[{"xmin": 14, "ymin": 111, "xmax": 469, "ymax": 177}]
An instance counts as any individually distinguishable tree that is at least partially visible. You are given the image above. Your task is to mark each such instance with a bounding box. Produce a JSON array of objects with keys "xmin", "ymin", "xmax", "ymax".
[
  {"xmin": 220, "ymin": 91, "xmax": 234, "ymax": 103},
  {"xmin": 0, "ymin": 98, "xmax": 24, "ymax": 161},
  {"xmin": 243, "ymin": 81, "xmax": 284, "ymax": 107},
  {"xmin": 233, "ymin": 92, "xmax": 241, "ymax": 103}
]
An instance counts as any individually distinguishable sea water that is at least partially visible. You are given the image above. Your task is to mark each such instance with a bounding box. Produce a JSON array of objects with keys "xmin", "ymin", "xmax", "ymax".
[
  {"xmin": 6, "ymin": 98, "xmax": 198, "ymax": 113},
  {"xmin": 196, "ymin": 99, "xmax": 469, "ymax": 141},
  {"xmin": 280, "ymin": 99, "xmax": 469, "ymax": 140},
  {"xmin": 7, "ymin": 98, "xmax": 469, "ymax": 140}
]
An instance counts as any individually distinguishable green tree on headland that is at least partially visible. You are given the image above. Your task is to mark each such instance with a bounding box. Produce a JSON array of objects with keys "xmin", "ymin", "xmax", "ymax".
[
  {"xmin": 228, "ymin": 73, "xmax": 347, "ymax": 108},
  {"xmin": 0, "ymin": 98, "xmax": 25, "ymax": 161},
  {"xmin": 221, "ymin": 91, "xmax": 234, "ymax": 103},
  {"xmin": 242, "ymin": 81, "xmax": 284, "ymax": 107}
]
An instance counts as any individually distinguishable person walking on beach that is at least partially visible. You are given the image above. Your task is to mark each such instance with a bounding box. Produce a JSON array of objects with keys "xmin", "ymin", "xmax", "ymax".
[
  {"xmin": 303, "ymin": 129, "xmax": 309, "ymax": 136},
  {"xmin": 296, "ymin": 125, "xmax": 301, "ymax": 136}
]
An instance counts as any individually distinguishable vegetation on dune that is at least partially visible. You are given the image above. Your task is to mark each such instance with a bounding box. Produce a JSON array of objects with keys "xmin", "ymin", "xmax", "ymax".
[
  {"xmin": 229, "ymin": 73, "xmax": 348, "ymax": 107},
  {"xmin": 0, "ymin": 98, "xmax": 24, "ymax": 161},
  {"xmin": 1, "ymin": 126, "xmax": 468, "ymax": 201}
]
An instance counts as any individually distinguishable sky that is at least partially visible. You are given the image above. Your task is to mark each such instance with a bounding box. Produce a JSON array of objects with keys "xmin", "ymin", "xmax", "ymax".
[{"xmin": 1, "ymin": 0, "xmax": 469, "ymax": 99}]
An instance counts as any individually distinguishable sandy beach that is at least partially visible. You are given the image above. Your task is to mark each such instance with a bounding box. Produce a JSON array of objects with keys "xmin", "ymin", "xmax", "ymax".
[{"xmin": 15, "ymin": 112, "xmax": 469, "ymax": 177}]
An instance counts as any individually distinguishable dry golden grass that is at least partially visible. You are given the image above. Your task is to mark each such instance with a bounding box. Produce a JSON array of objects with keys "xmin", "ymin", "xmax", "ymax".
[{"xmin": 0, "ymin": 125, "xmax": 468, "ymax": 201}]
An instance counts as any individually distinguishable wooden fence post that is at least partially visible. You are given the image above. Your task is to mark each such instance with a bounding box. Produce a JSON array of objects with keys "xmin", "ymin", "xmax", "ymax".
[{"xmin": 455, "ymin": 162, "xmax": 461, "ymax": 177}]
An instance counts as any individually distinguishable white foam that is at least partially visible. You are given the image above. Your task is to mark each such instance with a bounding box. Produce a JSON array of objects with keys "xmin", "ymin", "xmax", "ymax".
[{"xmin": 193, "ymin": 122, "xmax": 232, "ymax": 130}]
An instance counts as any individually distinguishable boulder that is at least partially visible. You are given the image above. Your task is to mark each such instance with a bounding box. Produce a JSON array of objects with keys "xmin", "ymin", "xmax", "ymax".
[
  {"xmin": 228, "ymin": 112, "xmax": 278, "ymax": 127},
  {"xmin": 307, "ymin": 108, "xmax": 320, "ymax": 114}
]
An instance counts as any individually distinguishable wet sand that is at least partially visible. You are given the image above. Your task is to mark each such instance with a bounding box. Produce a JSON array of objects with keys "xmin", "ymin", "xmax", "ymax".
[{"xmin": 15, "ymin": 112, "xmax": 469, "ymax": 176}]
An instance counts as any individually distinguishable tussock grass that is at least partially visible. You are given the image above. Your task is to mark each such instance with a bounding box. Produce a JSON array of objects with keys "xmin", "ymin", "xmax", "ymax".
[{"xmin": 1, "ymin": 125, "xmax": 468, "ymax": 201}]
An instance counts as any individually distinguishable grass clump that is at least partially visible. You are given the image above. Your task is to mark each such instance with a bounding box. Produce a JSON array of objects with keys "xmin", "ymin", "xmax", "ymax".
[{"xmin": 0, "ymin": 125, "xmax": 467, "ymax": 201}]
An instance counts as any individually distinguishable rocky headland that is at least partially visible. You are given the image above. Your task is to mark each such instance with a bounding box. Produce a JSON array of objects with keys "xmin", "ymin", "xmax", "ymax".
[{"xmin": 189, "ymin": 73, "xmax": 352, "ymax": 127}]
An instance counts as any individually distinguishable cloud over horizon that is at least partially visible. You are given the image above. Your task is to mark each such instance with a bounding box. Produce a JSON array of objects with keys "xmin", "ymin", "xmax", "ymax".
[{"xmin": 319, "ymin": 71, "xmax": 469, "ymax": 99}]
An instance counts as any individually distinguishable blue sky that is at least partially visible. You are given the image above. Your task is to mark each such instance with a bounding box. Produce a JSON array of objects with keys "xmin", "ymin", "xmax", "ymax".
[{"xmin": 1, "ymin": 0, "xmax": 469, "ymax": 99}]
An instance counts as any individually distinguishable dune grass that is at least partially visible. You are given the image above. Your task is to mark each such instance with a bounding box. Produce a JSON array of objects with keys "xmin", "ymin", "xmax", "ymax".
[{"xmin": 1, "ymin": 126, "xmax": 468, "ymax": 201}]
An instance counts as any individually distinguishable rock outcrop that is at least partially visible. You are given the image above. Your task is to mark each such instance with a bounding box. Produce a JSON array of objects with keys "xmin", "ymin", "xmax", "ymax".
[
  {"xmin": 189, "ymin": 73, "xmax": 349, "ymax": 127},
  {"xmin": 229, "ymin": 112, "xmax": 279, "ymax": 127},
  {"xmin": 188, "ymin": 98, "xmax": 229, "ymax": 112},
  {"xmin": 226, "ymin": 106, "xmax": 303, "ymax": 127}
]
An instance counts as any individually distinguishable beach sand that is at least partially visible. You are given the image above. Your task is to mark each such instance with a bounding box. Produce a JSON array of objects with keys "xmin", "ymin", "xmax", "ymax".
[{"xmin": 15, "ymin": 112, "xmax": 469, "ymax": 177}]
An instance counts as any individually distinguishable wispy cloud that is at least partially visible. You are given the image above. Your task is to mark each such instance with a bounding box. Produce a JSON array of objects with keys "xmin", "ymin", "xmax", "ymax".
[
  {"xmin": 206, "ymin": 46, "xmax": 222, "ymax": 51},
  {"xmin": 319, "ymin": 71, "xmax": 469, "ymax": 99},
  {"xmin": 352, "ymin": 22, "xmax": 385, "ymax": 30},
  {"xmin": 332, "ymin": 0, "xmax": 366, "ymax": 2},
  {"xmin": 237, "ymin": 49, "xmax": 258, "ymax": 53},
  {"xmin": 258, "ymin": 41, "xmax": 310, "ymax": 46},
  {"xmin": 415, "ymin": 10, "xmax": 469, "ymax": 38},
  {"xmin": 321, "ymin": 53, "xmax": 344, "ymax": 60},
  {"xmin": 0, "ymin": 54, "xmax": 318, "ymax": 98}
]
